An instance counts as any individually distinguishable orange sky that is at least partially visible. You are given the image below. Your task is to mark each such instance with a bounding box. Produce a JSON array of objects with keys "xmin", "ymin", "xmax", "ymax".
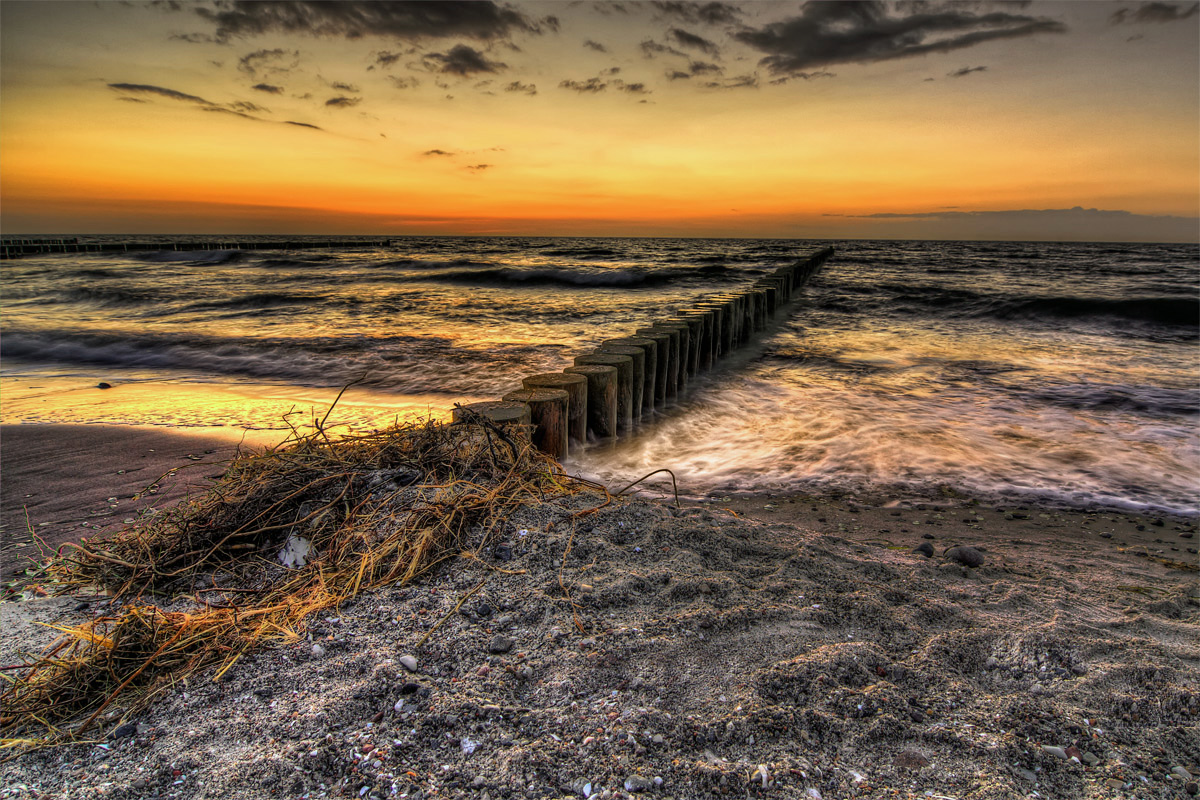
[{"xmin": 2, "ymin": 1, "xmax": 1197, "ymax": 241}]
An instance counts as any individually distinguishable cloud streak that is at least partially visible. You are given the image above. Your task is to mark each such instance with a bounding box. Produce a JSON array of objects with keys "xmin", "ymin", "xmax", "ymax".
[
  {"xmin": 424, "ymin": 44, "xmax": 507, "ymax": 76},
  {"xmin": 192, "ymin": 1, "xmax": 546, "ymax": 44},
  {"xmin": 735, "ymin": 1, "xmax": 1066, "ymax": 76},
  {"xmin": 108, "ymin": 82, "xmax": 324, "ymax": 131},
  {"xmin": 1110, "ymin": 2, "xmax": 1199, "ymax": 24}
]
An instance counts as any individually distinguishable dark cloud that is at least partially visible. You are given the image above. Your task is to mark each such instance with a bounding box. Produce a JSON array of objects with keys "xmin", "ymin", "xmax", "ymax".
[
  {"xmin": 603, "ymin": 67, "xmax": 622, "ymax": 75},
  {"xmin": 252, "ymin": 83, "xmax": 284, "ymax": 93},
  {"xmin": 1110, "ymin": 2, "xmax": 1199, "ymax": 24},
  {"xmin": 640, "ymin": 39, "xmax": 687, "ymax": 59},
  {"xmin": 560, "ymin": 77, "xmax": 608, "ymax": 93},
  {"xmin": 284, "ymin": 120, "xmax": 323, "ymax": 130},
  {"xmin": 665, "ymin": 60, "xmax": 723, "ymax": 79},
  {"xmin": 330, "ymin": 81, "xmax": 361, "ymax": 92},
  {"xmin": 701, "ymin": 73, "xmax": 758, "ymax": 90},
  {"xmin": 948, "ymin": 65, "xmax": 987, "ymax": 77},
  {"xmin": 584, "ymin": 39, "xmax": 609, "ymax": 53},
  {"xmin": 666, "ymin": 69, "xmax": 691, "ymax": 80},
  {"xmin": 192, "ymin": 1, "xmax": 544, "ymax": 44},
  {"xmin": 466, "ymin": 164, "xmax": 492, "ymax": 170},
  {"xmin": 504, "ymin": 80, "xmax": 538, "ymax": 95},
  {"xmin": 619, "ymin": 82, "xmax": 650, "ymax": 94},
  {"xmin": 668, "ymin": 27, "xmax": 721, "ymax": 57},
  {"xmin": 734, "ymin": 1, "xmax": 1066, "ymax": 76},
  {"xmin": 423, "ymin": 149, "xmax": 456, "ymax": 156},
  {"xmin": 325, "ymin": 96, "xmax": 362, "ymax": 107},
  {"xmin": 652, "ymin": 1, "xmax": 742, "ymax": 25},
  {"xmin": 237, "ymin": 48, "xmax": 300, "ymax": 77},
  {"xmin": 389, "ymin": 76, "xmax": 421, "ymax": 89},
  {"xmin": 593, "ymin": 3, "xmax": 630, "ymax": 16},
  {"xmin": 108, "ymin": 83, "xmax": 212, "ymax": 105},
  {"xmin": 373, "ymin": 51, "xmax": 404, "ymax": 68},
  {"xmin": 230, "ymin": 100, "xmax": 268, "ymax": 113},
  {"xmin": 170, "ymin": 32, "xmax": 214, "ymax": 43},
  {"xmin": 425, "ymin": 44, "xmax": 506, "ymax": 76}
]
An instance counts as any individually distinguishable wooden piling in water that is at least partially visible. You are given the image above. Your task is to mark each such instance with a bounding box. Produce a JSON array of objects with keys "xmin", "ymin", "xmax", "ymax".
[
  {"xmin": 634, "ymin": 328, "xmax": 672, "ymax": 406},
  {"xmin": 642, "ymin": 325, "xmax": 680, "ymax": 399},
  {"xmin": 573, "ymin": 353, "xmax": 634, "ymax": 434},
  {"xmin": 563, "ymin": 364, "xmax": 618, "ymax": 441},
  {"xmin": 522, "ymin": 372, "xmax": 588, "ymax": 448},
  {"xmin": 678, "ymin": 309, "xmax": 715, "ymax": 371},
  {"xmin": 651, "ymin": 321, "xmax": 691, "ymax": 393},
  {"xmin": 597, "ymin": 344, "xmax": 645, "ymax": 425},
  {"xmin": 602, "ymin": 336, "xmax": 657, "ymax": 416},
  {"xmin": 500, "ymin": 388, "xmax": 569, "ymax": 458}
]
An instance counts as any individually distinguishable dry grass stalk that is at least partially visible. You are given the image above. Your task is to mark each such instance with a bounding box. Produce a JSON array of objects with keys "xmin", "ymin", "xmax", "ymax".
[{"xmin": 1, "ymin": 412, "xmax": 596, "ymax": 745}]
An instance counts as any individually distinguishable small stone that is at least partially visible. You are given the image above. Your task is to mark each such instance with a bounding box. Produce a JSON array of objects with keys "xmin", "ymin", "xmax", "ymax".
[
  {"xmin": 1015, "ymin": 768, "xmax": 1038, "ymax": 784},
  {"xmin": 110, "ymin": 722, "xmax": 138, "ymax": 739},
  {"xmin": 1184, "ymin": 781, "xmax": 1197, "ymax": 796},
  {"xmin": 912, "ymin": 542, "xmax": 934, "ymax": 558},
  {"xmin": 1100, "ymin": 532, "xmax": 1113, "ymax": 538},
  {"xmin": 922, "ymin": 533, "xmax": 935, "ymax": 539},
  {"xmin": 473, "ymin": 776, "xmax": 487, "ymax": 788},
  {"xmin": 908, "ymin": 708, "xmax": 926, "ymax": 723},
  {"xmin": 1105, "ymin": 778, "xmax": 1125, "ymax": 789},
  {"xmin": 494, "ymin": 542, "xmax": 514, "ymax": 562},
  {"xmin": 132, "ymin": 777, "xmax": 147, "ymax": 789},
  {"xmin": 944, "ymin": 545, "xmax": 985, "ymax": 567},
  {"xmin": 1081, "ymin": 751, "xmax": 1100, "ymax": 766},
  {"xmin": 97, "ymin": 382, "xmax": 112, "ymax": 389},
  {"xmin": 894, "ymin": 748, "xmax": 929, "ymax": 769},
  {"xmin": 1042, "ymin": 745, "xmax": 1068, "ymax": 759},
  {"xmin": 488, "ymin": 635, "xmax": 515, "ymax": 654},
  {"xmin": 398, "ymin": 655, "xmax": 418, "ymax": 673},
  {"xmin": 311, "ymin": 643, "xmax": 326, "ymax": 657},
  {"xmin": 1174, "ymin": 767, "xmax": 1194, "ymax": 780},
  {"xmin": 985, "ymin": 656, "xmax": 999, "ymax": 670},
  {"xmin": 623, "ymin": 775, "xmax": 655, "ymax": 792}
]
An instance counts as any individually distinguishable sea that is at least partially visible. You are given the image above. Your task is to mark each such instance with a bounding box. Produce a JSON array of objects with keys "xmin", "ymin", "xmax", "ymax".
[{"xmin": 2, "ymin": 236, "xmax": 1197, "ymax": 515}]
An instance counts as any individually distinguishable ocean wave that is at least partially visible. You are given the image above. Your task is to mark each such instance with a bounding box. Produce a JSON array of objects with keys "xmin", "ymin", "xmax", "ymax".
[
  {"xmin": 178, "ymin": 292, "xmax": 321, "ymax": 312},
  {"xmin": 135, "ymin": 249, "xmax": 245, "ymax": 265},
  {"xmin": 538, "ymin": 247, "xmax": 620, "ymax": 257},
  {"xmin": 60, "ymin": 286, "xmax": 165, "ymax": 307}
]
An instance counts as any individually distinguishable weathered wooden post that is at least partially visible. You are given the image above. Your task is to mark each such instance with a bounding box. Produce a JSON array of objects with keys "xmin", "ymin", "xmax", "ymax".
[
  {"xmin": 652, "ymin": 321, "xmax": 691, "ymax": 392},
  {"xmin": 664, "ymin": 316, "xmax": 702, "ymax": 376},
  {"xmin": 500, "ymin": 388, "xmax": 569, "ymax": 458},
  {"xmin": 678, "ymin": 309, "xmax": 715, "ymax": 370},
  {"xmin": 692, "ymin": 302, "xmax": 728, "ymax": 358},
  {"xmin": 634, "ymin": 328, "xmax": 672, "ymax": 406},
  {"xmin": 597, "ymin": 344, "xmax": 645, "ymax": 425},
  {"xmin": 452, "ymin": 400, "xmax": 531, "ymax": 428},
  {"xmin": 602, "ymin": 336, "xmax": 657, "ymax": 416},
  {"xmin": 573, "ymin": 353, "xmax": 634, "ymax": 434},
  {"xmin": 522, "ymin": 372, "xmax": 587, "ymax": 449},
  {"xmin": 563, "ymin": 364, "xmax": 617, "ymax": 441},
  {"xmin": 644, "ymin": 324, "xmax": 681, "ymax": 398}
]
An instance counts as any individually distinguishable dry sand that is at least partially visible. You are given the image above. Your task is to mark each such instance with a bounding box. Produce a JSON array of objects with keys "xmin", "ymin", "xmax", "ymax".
[{"xmin": 1, "ymin": 425, "xmax": 1197, "ymax": 800}]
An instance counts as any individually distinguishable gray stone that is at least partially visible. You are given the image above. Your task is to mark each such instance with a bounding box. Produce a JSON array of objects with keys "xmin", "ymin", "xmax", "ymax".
[
  {"xmin": 624, "ymin": 775, "xmax": 655, "ymax": 792},
  {"xmin": 912, "ymin": 542, "xmax": 934, "ymax": 558},
  {"xmin": 944, "ymin": 545, "xmax": 985, "ymax": 568},
  {"xmin": 488, "ymin": 635, "xmax": 515, "ymax": 654},
  {"xmin": 399, "ymin": 655, "xmax": 418, "ymax": 673},
  {"xmin": 1042, "ymin": 745, "xmax": 1068, "ymax": 760}
]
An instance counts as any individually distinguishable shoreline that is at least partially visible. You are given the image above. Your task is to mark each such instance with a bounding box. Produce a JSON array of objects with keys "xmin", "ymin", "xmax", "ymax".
[
  {"xmin": 0, "ymin": 422, "xmax": 1196, "ymax": 798},
  {"xmin": 3, "ymin": 422, "xmax": 1196, "ymax": 585}
]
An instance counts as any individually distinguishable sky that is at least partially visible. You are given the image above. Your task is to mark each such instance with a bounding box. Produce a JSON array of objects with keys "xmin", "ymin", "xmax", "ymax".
[{"xmin": 1, "ymin": 0, "xmax": 1197, "ymax": 241}]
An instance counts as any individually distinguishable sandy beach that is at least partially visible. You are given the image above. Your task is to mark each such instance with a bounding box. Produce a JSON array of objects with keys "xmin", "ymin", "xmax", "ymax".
[{"xmin": 0, "ymin": 422, "xmax": 1196, "ymax": 799}]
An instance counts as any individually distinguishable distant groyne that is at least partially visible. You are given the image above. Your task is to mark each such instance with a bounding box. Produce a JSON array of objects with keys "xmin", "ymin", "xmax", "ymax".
[
  {"xmin": 0, "ymin": 238, "xmax": 389, "ymax": 260},
  {"xmin": 454, "ymin": 247, "xmax": 835, "ymax": 457}
]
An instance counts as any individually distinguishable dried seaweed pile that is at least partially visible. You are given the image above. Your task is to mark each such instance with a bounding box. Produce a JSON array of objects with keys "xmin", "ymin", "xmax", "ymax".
[{"xmin": 1, "ymin": 414, "xmax": 597, "ymax": 745}]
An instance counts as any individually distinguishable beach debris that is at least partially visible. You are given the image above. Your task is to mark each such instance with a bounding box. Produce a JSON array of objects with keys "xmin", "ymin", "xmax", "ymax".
[
  {"xmin": 278, "ymin": 533, "xmax": 312, "ymax": 568},
  {"xmin": 943, "ymin": 545, "xmax": 985, "ymax": 567},
  {"xmin": 1, "ymin": 413, "xmax": 600, "ymax": 744},
  {"xmin": 751, "ymin": 764, "xmax": 770, "ymax": 788}
]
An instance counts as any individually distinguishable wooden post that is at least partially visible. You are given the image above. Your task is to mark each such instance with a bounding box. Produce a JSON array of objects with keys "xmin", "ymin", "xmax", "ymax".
[
  {"xmin": 693, "ymin": 302, "xmax": 728, "ymax": 358},
  {"xmin": 598, "ymin": 344, "xmax": 646, "ymax": 425},
  {"xmin": 651, "ymin": 321, "xmax": 690, "ymax": 393},
  {"xmin": 573, "ymin": 353, "xmax": 634, "ymax": 434},
  {"xmin": 500, "ymin": 388, "xmax": 569, "ymax": 458},
  {"xmin": 602, "ymin": 336, "xmax": 657, "ymax": 415},
  {"xmin": 563, "ymin": 364, "xmax": 618, "ymax": 441},
  {"xmin": 678, "ymin": 309, "xmax": 714, "ymax": 371},
  {"xmin": 451, "ymin": 400, "xmax": 531, "ymax": 429},
  {"xmin": 663, "ymin": 316, "xmax": 702, "ymax": 376},
  {"xmin": 633, "ymin": 328, "xmax": 671, "ymax": 407},
  {"xmin": 522, "ymin": 372, "xmax": 588, "ymax": 449},
  {"xmin": 643, "ymin": 325, "xmax": 680, "ymax": 399}
]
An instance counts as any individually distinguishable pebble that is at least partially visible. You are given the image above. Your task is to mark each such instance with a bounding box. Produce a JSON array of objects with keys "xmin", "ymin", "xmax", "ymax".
[
  {"xmin": 1015, "ymin": 768, "xmax": 1038, "ymax": 784},
  {"xmin": 623, "ymin": 775, "xmax": 655, "ymax": 792},
  {"xmin": 1185, "ymin": 781, "xmax": 1198, "ymax": 796},
  {"xmin": 922, "ymin": 533, "xmax": 935, "ymax": 539},
  {"xmin": 1174, "ymin": 767, "xmax": 1194, "ymax": 780},
  {"xmin": 311, "ymin": 643, "xmax": 326, "ymax": 657},
  {"xmin": 398, "ymin": 655, "xmax": 418, "ymax": 673},
  {"xmin": 488, "ymin": 635, "xmax": 515, "ymax": 654},
  {"xmin": 1105, "ymin": 778, "xmax": 1125, "ymax": 789},
  {"xmin": 97, "ymin": 382, "xmax": 112, "ymax": 389},
  {"xmin": 110, "ymin": 722, "xmax": 138, "ymax": 739},
  {"xmin": 912, "ymin": 542, "xmax": 934, "ymax": 558},
  {"xmin": 1081, "ymin": 751, "xmax": 1100, "ymax": 766},
  {"xmin": 944, "ymin": 545, "xmax": 985, "ymax": 568},
  {"xmin": 1042, "ymin": 745, "xmax": 1068, "ymax": 759}
]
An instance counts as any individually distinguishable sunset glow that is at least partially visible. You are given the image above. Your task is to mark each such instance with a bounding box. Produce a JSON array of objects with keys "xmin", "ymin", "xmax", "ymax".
[{"xmin": 2, "ymin": 0, "xmax": 1197, "ymax": 241}]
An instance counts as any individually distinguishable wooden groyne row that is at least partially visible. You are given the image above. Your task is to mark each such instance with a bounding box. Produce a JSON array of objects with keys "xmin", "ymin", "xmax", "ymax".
[
  {"xmin": 453, "ymin": 247, "xmax": 835, "ymax": 457},
  {"xmin": 0, "ymin": 239, "xmax": 390, "ymax": 259}
]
